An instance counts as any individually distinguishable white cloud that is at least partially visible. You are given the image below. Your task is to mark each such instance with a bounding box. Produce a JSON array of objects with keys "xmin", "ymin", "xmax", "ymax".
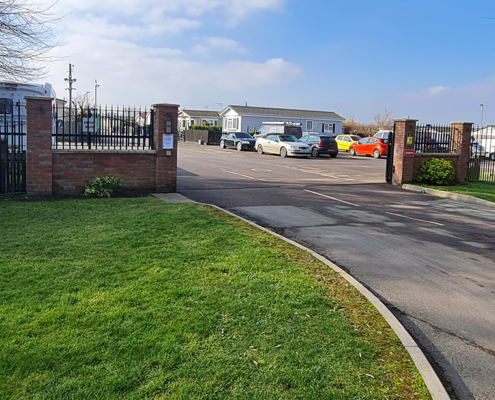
[
  {"xmin": 337, "ymin": 76, "xmax": 495, "ymax": 124},
  {"xmin": 49, "ymin": 35, "xmax": 301, "ymax": 106},
  {"xmin": 206, "ymin": 37, "xmax": 248, "ymax": 53}
]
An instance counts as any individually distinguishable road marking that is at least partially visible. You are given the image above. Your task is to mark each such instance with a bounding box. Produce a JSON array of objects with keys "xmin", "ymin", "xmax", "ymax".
[
  {"xmin": 304, "ymin": 189, "xmax": 359, "ymax": 206},
  {"xmin": 385, "ymin": 212, "xmax": 444, "ymax": 226},
  {"xmin": 222, "ymin": 170, "xmax": 271, "ymax": 182},
  {"xmin": 283, "ymin": 166, "xmax": 355, "ymax": 180}
]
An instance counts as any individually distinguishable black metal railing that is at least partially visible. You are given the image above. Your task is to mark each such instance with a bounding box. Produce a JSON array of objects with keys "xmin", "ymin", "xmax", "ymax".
[
  {"xmin": 469, "ymin": 126, "xmax": 495, "ymax": 182},
  {"xmin": 0, "ymin": 102, "xmax": 26, "ymax": 194},
  {"xmin": 52, "ymin": 104, "xmax": 154, "ymax": 150},
  {"xmin": 415, "ymin": 124, "xmax": 455, "ymax": 154}
]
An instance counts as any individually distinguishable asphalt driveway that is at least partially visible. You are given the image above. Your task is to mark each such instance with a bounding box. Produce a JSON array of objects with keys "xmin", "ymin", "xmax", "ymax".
[{"xmin": 178, "ymin": 142, "xmax": 495, "ymax": 400}]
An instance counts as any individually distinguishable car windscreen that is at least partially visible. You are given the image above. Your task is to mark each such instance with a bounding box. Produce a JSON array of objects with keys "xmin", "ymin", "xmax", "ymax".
[
  {"xmin": 236, "ymin": 132, "xmax": 252, "ymax": 138},
  {"xmin": 351, "ymin": 136, "xmax": 361, "ymax": 141},
  {"xmin": 278, "ymin": 135, "xmax": 298, "ymax": 142},
  {"xmin": 319, "ymin": 137, "xmax": 335, "ymax": 144}
]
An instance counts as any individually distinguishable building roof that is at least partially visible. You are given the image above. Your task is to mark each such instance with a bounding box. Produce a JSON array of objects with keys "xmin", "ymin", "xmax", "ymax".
[
  {"xmin": 180, "ymin": 110, "xmax": 220, "ymax": 118},
  {"xmin": 221, "ymin": 105, "xmax": 344, "ymax": 121}
]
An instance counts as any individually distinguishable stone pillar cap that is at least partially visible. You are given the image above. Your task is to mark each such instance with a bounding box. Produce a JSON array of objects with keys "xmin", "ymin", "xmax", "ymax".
[
  {"xmin": 152, "ymin": 103, "xmax": 180, "ymax": 108},
  {"xmin": 24, "ymin": 96, "xmax": 54, "ymax": 100},
  {"xmin": 394, "ymin": 118, "xmax": 418, "ymax": 122},
  {"xmin": 451, "ymin": 121, "xmax": 474, "ymax": 124}
]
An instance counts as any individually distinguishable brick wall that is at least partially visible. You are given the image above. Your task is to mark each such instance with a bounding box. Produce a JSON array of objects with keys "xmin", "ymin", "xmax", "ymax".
[
  {"xmin": 25, "ymin": 97, "xmax": 179, "ymax": 197},
  {"xmin": 52, "ymin": 151, "xmax": 157, "ymax": 195}
]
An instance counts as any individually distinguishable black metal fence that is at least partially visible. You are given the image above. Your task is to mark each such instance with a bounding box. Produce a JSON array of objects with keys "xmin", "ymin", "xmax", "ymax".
[
  {"xmin": 415, "ymin": 124, "xmax": 455, "ymax": 154},
  {"xmin": 0, "ymin": 102, "xmax": 26, "ymax": 194},
  {"xmin": 469, "ymin": 126, "xmax": 495, "ymax": 182},
  {"xmin": 52, "ymin": 104, "xmax": 154, "ymax": 150}
]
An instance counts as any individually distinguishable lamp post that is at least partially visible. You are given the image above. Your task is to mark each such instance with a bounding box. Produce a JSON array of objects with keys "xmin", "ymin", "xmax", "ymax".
[
  {"xmin": 85, "ymin": 91, "xmax": 90, "ymax": 108},
  {"xmin": 480, "ymin": 104, "xmax": 484, "ymax": 130},
  {"xmin": 95, "ymin": 80, "xmax": 100, "ymax": 108}
]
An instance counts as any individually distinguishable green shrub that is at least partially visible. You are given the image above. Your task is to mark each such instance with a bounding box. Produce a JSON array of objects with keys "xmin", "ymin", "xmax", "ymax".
[
  {"xmin": 415, "ymin": 158, "xmax": 454, "ymax": 185},
  {"xmin": 83, "ymin": 176, "xmax": 123, "ymax": 198},
  {"xmin": 189, "ymin": 125, "xmax": 222, "ymax": 132}
]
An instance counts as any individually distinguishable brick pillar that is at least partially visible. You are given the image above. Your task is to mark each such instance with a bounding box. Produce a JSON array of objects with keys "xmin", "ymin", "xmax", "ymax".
[
  {"xmin": 451, "ymin": 121, "xmax": 473, "ymax": 182},
  {"xmin": 153, "ymin": 103, "xmax": 179, "ymax": 193},
  {"xmin": 25, "ymin": 96, "xmax": 53, "ymax": 196},
  {"xmin": 392, "ymin": 119, "xmax": 417, "ymax": 186}
]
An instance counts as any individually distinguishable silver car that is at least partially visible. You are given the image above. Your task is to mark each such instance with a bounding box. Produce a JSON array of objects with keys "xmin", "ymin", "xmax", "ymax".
[{"xmin": 256, "ymin": 134, "xmax": 311, "ymax": 158}]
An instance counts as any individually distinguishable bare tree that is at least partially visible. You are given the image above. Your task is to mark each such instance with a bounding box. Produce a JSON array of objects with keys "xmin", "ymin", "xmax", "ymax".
[
  {"xmin": 73, "ymin": 92, "xmax": 94, "ymax": 108},
  {"xmin": 373, "ymin": 109, "xmax": 394, "ymax": 130},
  {"xmin": 0, "ymin": 0, "xmax": 62, "ymax": 81}
]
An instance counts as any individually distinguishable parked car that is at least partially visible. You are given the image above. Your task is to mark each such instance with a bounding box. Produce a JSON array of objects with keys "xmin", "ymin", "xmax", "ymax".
[
  {"xmin": 256, "ymin": 134, "xmax": 311, "ymax": 158},
  {"xmin": 373, "ymin": 130, "xmax": 392, "ymax": 139},
  {"xmin": 349, "ymin": 137, "xmax": 388, "ymax": 158},
  {"xmin": 220, "ymin": 132, "xmax": 256, "ymax": 151},
  {"xmin": 334, "ymin": 134, "xmax": 361, "ymax": 152},
  {"xmin": 299, "ymin": 134, "xmax": 338, "ymax": 158}
]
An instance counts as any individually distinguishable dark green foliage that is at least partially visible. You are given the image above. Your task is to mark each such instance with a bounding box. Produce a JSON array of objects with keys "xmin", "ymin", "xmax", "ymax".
[
  {"xmin": 189, "ymin": 124, "xmax": 222, "ymax": 131},
  {"xmin": 83, "ymin": 176, "xmax": 123, "ymax": 198},
  {"xmin": 415, "ymin": 158, "xmax": 454, "ymax": 185}
]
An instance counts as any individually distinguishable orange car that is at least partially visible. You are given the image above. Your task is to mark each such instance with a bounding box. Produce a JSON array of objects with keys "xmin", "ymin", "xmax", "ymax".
[{"xmin": 349, "ymin": 137, "xmax": 388, "ymax": 159}]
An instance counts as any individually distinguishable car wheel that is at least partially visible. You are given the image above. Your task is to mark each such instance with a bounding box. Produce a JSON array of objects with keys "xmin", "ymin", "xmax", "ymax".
[
  {"xmin": 280, "ymin": 147, "xmax": 287, "ymax": 158},
  {"xmin": 311, "ymin": 147, "xmax": 319, "ymax": 157},
  {"xmin": 349, "ymin": 147, "xmax": 356, "ymax": 156},
  {"xmin": 257, "ymin": 145, "xmax": 264, "ymax": 154},
  {"xmin": 220, "ymin": 140, "xmax": 225, "ymax": 149},
  {"xmin": 330, "ymin": 153, "xmax": 337, "ymax": 159},
  {"xmin": 237, "ymin": 142, "xmax": 243, "ymax": 151},
  {"xmin": 373, "ymin": 149, "xmax": 381, "ymax": 159},
  {"xmin": 490, "ymin": 153, "xmax": 495, "ymax": 161}
]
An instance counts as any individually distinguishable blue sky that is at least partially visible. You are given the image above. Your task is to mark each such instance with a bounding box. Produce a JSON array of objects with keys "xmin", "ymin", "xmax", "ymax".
[{"xmin": 48, "ymin": 0, "xmax": 495, "ymax": 124}]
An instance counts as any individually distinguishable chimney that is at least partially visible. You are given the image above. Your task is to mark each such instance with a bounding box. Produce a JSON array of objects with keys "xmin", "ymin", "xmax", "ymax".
[{"xmin": 245, "ymin": 101, "xmax": 248, "ymax": 106}]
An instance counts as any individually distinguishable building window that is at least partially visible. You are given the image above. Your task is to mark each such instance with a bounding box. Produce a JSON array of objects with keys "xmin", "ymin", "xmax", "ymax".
[
  {"xmin": 228, "ymin": 119, "xmax": 233, "ymax": 129},
  {"xmin": 306, "ymin": 120, "xmax": 313, "ymax": 130},
  {"xmin": 233, "ymin": 118, "xmax": 238, "ymax": 129}
]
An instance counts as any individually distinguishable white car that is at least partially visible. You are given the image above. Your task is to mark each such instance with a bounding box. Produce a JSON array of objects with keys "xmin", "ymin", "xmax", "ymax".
[
  {"xmin": 256, "ymin": 134, "xmax": 311, "ymax": 158},
  {"xmin": 373, "ymin": 130, "xmax": 392, "ymax": 139}
]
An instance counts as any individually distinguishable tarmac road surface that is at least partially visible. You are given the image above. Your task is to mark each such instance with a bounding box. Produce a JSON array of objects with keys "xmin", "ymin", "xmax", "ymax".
[{"xmin": 178, "ymin": 142, "xmax": 495, "ymax": 400}]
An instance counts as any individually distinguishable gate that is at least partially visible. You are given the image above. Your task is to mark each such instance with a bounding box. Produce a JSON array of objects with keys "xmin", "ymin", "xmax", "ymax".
[
  {"xmin": 0, "ymin": 102, "xmax": 26, "ymax": 194},
  {"xmin": 469, "ymin": 126, "xmax": 495, "ymax": 182},
  {"xmin": 385, "ymin": 125, "xmax": 395, "ymax": 183}
]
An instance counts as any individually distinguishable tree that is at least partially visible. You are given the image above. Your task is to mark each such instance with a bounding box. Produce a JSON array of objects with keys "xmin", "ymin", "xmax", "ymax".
[
  {"xmin": 0, "ymin": 0, "xmax": 61, "ymax": 81},
  {"xmin": 373, "ymin": 109, "xmax": 394, "ymax": 130}
]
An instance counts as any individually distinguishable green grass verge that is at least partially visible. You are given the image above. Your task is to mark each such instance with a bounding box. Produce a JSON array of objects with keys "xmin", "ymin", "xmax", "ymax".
[
  {"xmin": 416, "ymin": 181, "xmax": 495, "ymax": 203},
  {"xmin": 0, "ymin": 197, "xmax": 431, "ymax": 399}
]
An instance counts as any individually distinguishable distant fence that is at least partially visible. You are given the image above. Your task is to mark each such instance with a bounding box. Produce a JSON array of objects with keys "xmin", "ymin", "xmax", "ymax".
[
  {"xmin": 415, "ymin": 124, "xmax": 456, "ymax": 154},
  {"xmin": 183, "ymin": 129, "xmax": 222, "ymax": 145},
  {"xmin": 469, "ymin": 126, "xmax": 495, "ymax": 182},
  {"xmin": 52, "ymin": 104, "xmax": 154, "ymax": 151}
]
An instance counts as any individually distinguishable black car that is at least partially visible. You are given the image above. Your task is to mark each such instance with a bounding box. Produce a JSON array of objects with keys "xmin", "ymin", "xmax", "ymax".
[
  {"xmin": 299, "ymin": 134, "xmax": 339, "ymax": 158},
  {"xmin": 220, "ymin": 132, "xmax": 256, "ymax": 151}
]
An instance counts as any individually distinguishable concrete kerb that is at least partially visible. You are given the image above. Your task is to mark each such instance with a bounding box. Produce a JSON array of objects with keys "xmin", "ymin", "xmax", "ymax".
[
  {"xmin": 153, "ymin": 193, "xmax": 450, "ymax": 400},
  {"xmin": 403, "ymin": 183, "xmax": 495, "ymax": 209}
]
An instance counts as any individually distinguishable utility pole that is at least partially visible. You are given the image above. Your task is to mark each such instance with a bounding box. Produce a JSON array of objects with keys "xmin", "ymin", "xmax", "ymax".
[
  {"xmin": 64, "ymin": 64, "xmax": 76, "ymax": 129},
  {"xmin": 95, "ymin": 79, "xmax": 100, "ymax": 108}
]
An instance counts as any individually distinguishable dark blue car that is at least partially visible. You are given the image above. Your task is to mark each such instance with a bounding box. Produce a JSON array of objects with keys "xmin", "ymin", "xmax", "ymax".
[{"xmin": 220, "ymin": 132, "xmax": 256, "ymax": 151}]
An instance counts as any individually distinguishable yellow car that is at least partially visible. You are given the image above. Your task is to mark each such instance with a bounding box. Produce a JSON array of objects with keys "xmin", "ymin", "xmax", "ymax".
[{"xmin": 334, "ymin": 134, "xmax": 362, "ymax": 152}]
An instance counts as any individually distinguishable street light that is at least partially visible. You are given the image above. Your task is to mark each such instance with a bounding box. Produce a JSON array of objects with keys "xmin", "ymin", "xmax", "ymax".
[
  {"xmin": 480, "ymin": 104, "xmax": 484, "ymax": 130},
  {"xmin": 95, "ymin": 80, "xmax": 100, "ymax": 108},
  {"xmin": 85, "ymin": 91, "xmax": 90, "ymax": 107}
]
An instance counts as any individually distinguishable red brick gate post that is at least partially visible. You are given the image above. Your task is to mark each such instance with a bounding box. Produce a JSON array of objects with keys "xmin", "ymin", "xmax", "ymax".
[
  {"xmin": 153, "ymin": 103, "xmax": 179, "ymax": 193},
  {"xmin": 25, "ymin": 96, "xmax": 53, "ymax": 196},
  {"xmin": 451, "ymin": 121, "xmax": 473, "ymax": 182},
  {"xmin": 392, "ymin": 119, "xmax": 417, "ymax": 186}
]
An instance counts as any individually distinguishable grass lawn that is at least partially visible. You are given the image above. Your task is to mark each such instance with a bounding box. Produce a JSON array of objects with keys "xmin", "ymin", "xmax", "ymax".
[
  {"xmin": 418, "ymin": 181, "xmax": 495, "ymax": 203},
  {"xmin": 0, "ymin": 197, "xmax": 430, "ymax": 399}
]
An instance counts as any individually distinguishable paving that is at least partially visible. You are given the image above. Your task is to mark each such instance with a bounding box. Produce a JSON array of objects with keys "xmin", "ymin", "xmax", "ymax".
[{"xmin": 177, "ymin": 142, "xmax": 495, "ymax": 400}]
